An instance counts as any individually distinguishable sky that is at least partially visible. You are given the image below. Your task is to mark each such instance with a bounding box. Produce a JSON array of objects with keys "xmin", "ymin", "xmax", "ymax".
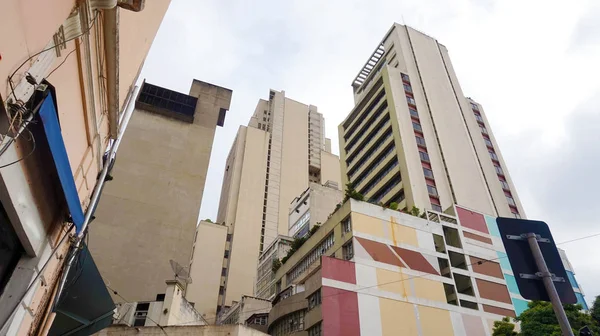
[{"xmin": 140, "ymin": 0, "xmax": 600, "ymax": 305}]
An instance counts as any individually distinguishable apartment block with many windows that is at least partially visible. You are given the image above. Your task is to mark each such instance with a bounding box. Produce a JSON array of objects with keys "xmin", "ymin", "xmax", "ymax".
[{"xmin": 338, "ymin": 23, "xmax": 525, "ymax": 218}]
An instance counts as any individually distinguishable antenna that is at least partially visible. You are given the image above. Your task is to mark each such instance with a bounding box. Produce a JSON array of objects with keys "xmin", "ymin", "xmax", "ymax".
[{"xmin": 169, "ymin": 259, "xmax": 192, "ymax": 284}]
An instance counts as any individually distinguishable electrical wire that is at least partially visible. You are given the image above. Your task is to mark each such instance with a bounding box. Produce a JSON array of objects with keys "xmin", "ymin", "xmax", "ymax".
[
  {"xmin": 0, "ymin": 223, "xmax": 75, "ymax": 332},
  {"xmin": 0, "ymin": 129, "xmax": 36, "ymax": 169},
  {"xmin": 191, "ymin": 230, "xmax": 600, "ymax": 325},
  {"xmin": 105, "ymin": 285, "xmax": 169, "ymax": 336},
  {"xmin": 45, "ymin": 42, "xmax": 81, "ymax": 79},
  {"xmin": 6, "ymin": 11, "xmax": 99, "ymax": 102}
]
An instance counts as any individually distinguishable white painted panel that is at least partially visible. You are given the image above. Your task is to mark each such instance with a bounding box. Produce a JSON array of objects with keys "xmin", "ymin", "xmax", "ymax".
[
  {"xmin": 450, "ymin": 311, "xmax": 467, "ymax": 336},
  {"xmin": 357, "ymin": 293, "xmax": 383, "ymax": 336},
  {"xmin": 355, "ymin": 262, "xmax": 378, "ymax": 288},
  {"xmin": 417, "ymin": 229, "xmax": 435, "ymax": 251}
]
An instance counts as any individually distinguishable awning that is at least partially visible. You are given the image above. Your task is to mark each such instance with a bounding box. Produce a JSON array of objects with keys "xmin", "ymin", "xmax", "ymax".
[
  {"xmin": 48, "ymin": 243, "xmax": 115, "ymax": 336},
  {"xmin": 37, "ymin": 87, "xmax": 85, "ymax": 232}
]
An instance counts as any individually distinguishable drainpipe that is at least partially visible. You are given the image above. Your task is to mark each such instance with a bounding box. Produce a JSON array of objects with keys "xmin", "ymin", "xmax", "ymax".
[
  {"xmin": 103, "ymin": 6, "xmax": 119, "ymax": 139},
  {"xmin": 51, "ymin": 85, "xmax": 140, "ymax": 311}
]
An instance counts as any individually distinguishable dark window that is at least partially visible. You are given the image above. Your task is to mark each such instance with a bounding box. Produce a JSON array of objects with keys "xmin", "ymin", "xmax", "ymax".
[
  {"xmin": 480, "ymin": 126, "xmax": 488, "ymax": 134},
  {"xmin": 401, "ymin": 73, "xmax": 410, "ymax": 81},
  {"xmin": 506, "ymin": 196, "xmax": 516, "ymax": 206},
  {"xmin": 0, "ymin": 203, "xmax": 23, "ymax": 293},
  {"xmin": 226, "ymin": 234, "xmax": 232, "ymax": 242},
  {"xmin": 308, "ymin": 289, "xmax": 322, "ymax": 310},
  {"xmin": 156, "ymin": 294, "xmax": 165, "ymax": 301},
  {"xmin": 419, "ymin": 151, "xmax": 430, "ymax": 162},
  {"xmin": 133, "ymin": 302, "xmax": 150, "ymax": 327},
  {"xmin": 432, "ymin": 204, "xmax": 443, "ymax": 212},
  {"xmin": 222, "ymin": 268, "xmax": 227, "ymax": 276},
  {"xmin": 495, "ymin": 165, "xmax": 504, "ymax": 175},
  {"xmin": 427, "ymin": 185, "xmax": 438, "ymax": 196},
  {"xmin": 484, "ymin": 138, "xmax": 493, "ymax": 147},
  {"xmin": 343, "ymin": 242, "xmax": 354, "ymax": 260},
  {"xmin": 470, "ymin": 102, "xmax": 479, "ymax": 110},
  {"xmin": 224, "ymin": 250, "xmax": 230, "ymax": 258},
  {"xmin": 219, "ymin": 286, "xmax": 225, "ymax": 295},
  {"xmin": 489, "ymin": 151, "xmax": 498, "ymax": 161},
  {"xmin": 409, "ymin": 108, "xmax": 419, "ymax": 118},
  {"xmin": 403, "ymin": 83, "xmax": 412, "ymax": 93},
  {"xmin": 412, "ymin": 122, "xmax": 422, "ymax": 132},
  {"xmin": 406, "ymin": 96, "xmax": 416, "ymax": 105},
  {"xmin": 475, "ymin": 114, "xmax": 484, "ymax": 123},
  {"xmin": 308, "ymin": 322, "xmax": 323, "ymax": 336},
  {"xmin": 423, "ymin": 168, "xmax": 434, "ymax": 179},
  {"xmin": 500, "ymin": 180, "xmax": 510, "ymax": 190},
  {"xmin": 415, "ymin": 136, "xmax": 426, "ymax": 147}
]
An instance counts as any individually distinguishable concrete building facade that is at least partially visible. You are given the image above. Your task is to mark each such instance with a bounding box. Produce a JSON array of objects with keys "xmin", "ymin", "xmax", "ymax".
[
  {"xmin": 198, "ymin": 90, "xmax": 341, "ymax": 317},
  {"xmin": 90, "ymin": 80, "xmax": 232, "ymax": 303},
  {"xmin": 268, "ymin": 199, "xmax": 585, "ymax": 336},
  {"xmin": 288, "ymin": 182, "xmax": 343, "ymax": 239},
  {"xmin": 255, "ymin": 236, "xmax": 293, "ymax": 300},
  {"xmin": 339, "ymin": 23, "xmax": 525, "ymax": 219},
  {"xmin": 0, "ymin": 1, "xmax": 170, "ymax": 335}
]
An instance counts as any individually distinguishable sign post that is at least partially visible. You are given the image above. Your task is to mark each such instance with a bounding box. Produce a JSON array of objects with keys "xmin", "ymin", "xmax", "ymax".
[
  {"xmin": 496, "ymin": 217, "xmax": 577, "ymax": 336},
  {"xmin": 525, "ymin": 232, "xmax": 573, "ymax": 336}
]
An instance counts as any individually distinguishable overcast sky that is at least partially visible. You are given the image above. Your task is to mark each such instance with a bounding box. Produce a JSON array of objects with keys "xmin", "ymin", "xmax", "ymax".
[{"xmin": 140, "ymin": 0, "xmax": 600, "ymax": 305}]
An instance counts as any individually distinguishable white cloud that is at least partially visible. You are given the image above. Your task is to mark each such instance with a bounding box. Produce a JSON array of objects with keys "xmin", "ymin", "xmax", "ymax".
[{"xmin": 140, "ymin": 0, "xmax": 600, "ymax": 305}]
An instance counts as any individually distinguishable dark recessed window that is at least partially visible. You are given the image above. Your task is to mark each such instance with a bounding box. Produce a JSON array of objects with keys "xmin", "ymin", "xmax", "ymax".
[
  {"xmin": 226, "ymin": 234, "xmax": 232, "ymax": 242},
  {"xmin": 432, "ymin": 204, "xmax": 443, "ymax": 212},
  {"xmin": 409, "ymin": 108, "xmax": 419, "ymax": 118},
  {"xmin": 415, "ymin": 136, "xmax": 426, "ymax": 147},
  {"xmin": 219, "ymin": 286, "xmax": 225, "ymax": 295},
  {"xmin": 412, "ymin": 122, "xmax": 422, "ymax": 132},
  {"xmin": 427, "ymin": 185, "xmax": 438, "ymax": 196},
  {"xmin": 480, "ymin": 126, "xmax": 488, "ymax": 134},
  {"xmin": 224, "ymin": 250, "xmax": 230, "ymax": 258},
  {"xmin": 495, "ymin": 165, "xmax": 504, "ymax": 175},
  {"xmin": 419, "ymin": 151, "xmax": 430, "ymax": 162},
  {"xmin": 406, "ymin": 96, "xmax": 416, "ymax": 105},
  {"xmin": 401, "ymin": 73, "xmax": 410, "ymax": 81},
  {"xmin": 222, "ymin": 268, "xmax": 227, "ymax": 276},
  {"xmin": 489, "ymin": 151, "xmax": 498, "ymax": 161},
  {"xmin": 403, "ymin": 83, "xmax": 412, "ymax": 93},
  {"xmin": 484, "ymin": 138, "xmax": 493, "ymax": 147},
  {"xmin": 423, "ymin": 168, "xmax": 434, "ymax": 179},
  {"xmin": 500, "ymin": 180, "xmax": 510, "ymax": 190}
]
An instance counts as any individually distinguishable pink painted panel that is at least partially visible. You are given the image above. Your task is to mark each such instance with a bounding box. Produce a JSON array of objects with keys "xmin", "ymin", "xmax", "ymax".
[
  {"xmin": 322, "ymin": 286, "xmax": 361, "ymax": 336},
  {"xmin": 461, "ymin": 314, "xmax": 486, "ymax": 336},
  {"xmin": 456, "ymin": 207, "xmax": 489, "ymax": 234},
  {"xmin": 322, "ymin": 256, "xmax": 356, "ymax": 284}
]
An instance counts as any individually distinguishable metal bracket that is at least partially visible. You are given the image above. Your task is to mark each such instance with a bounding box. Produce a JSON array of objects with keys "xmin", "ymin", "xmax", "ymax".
[
  {"xmin": 506, "ymin": 233, "xmax": 550, "ymax": 243},
  {"xmin": 519, "ymin": 272, "xmax": 566, "ymax": 282}
]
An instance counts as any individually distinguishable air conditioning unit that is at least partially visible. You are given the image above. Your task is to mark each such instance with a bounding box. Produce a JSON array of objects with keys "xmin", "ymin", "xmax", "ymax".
[{"xmin": 118, "ymin": 0, "xmax": 145, "ymax": 11}]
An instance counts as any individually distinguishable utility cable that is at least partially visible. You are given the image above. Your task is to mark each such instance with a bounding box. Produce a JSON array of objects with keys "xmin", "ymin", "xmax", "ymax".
[
  {"xmin": 0, "ymin": 129, "xmax": 36, "ymax": 169},
  {"xmin": 192, "ymin": 230, "xmax": 600, "ymax": 325}
]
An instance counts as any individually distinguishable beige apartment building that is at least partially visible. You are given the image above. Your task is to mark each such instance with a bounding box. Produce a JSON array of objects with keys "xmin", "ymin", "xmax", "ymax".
[
  {"xmin": 0, "ymin": 1, "xmax": 170, "ymax": 335},
  {"xmin": 188, "ymin": 90, "xmax": 342, "ymax": 319},
  {"xmin": 89, "ymin": 80, "xmax": 232, "ymax": 305},
  {"xmin": 339, "ymin": 23, "xmax": 525, "ymax": 219}
]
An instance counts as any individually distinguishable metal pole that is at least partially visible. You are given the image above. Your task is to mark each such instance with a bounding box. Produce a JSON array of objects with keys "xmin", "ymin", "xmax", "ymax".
[
  {"xmin": 52, "ymin": 85, "xmax": 140, "ymax": 309},
  {"xmin": 526, "ymin": 232, "xmax": 574, "ymax": 336}
]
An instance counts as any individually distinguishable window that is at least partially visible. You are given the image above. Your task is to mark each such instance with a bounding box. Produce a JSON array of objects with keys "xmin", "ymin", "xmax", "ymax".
[
  {"xmin": 219, "ymin": 286, "xmax": 225, "ymax": 295},
  {"xmin": 343, "ymin": 241, "xmax": 354, "ymax": 260},
  {"xmin": 287, "ymin": 233, "xmax": 335, "ymax": 283},
  {"xmin": 506, "ymin": 196, "xmax": 516, "ymax": 206},
  {"xmin": 500, "ymin": 180, "xmax": 510, "ymax": 190},
  {"xmin": 263, "ymin": 117, "xmax": 266, "ymax": 121},
  {"xmin": 489, "ymin": 151, "xmax": 498, "ymax": 161},
  {"xmin": 258, "ymin": 122, "xmax": 262, "ymax": 128},
  {"xmin": 226, "ymin": 234, "xmax": 232, "ymax": 242},
  {"xmin": 412, "ymin": 122, "xmax": 422, "ymax": 132},
  {"xmin": 308, "ymin": 322, "xmax": 323, "ymax": 336},
  {"xmin": 308, "ymin": 289, "xmax": 322, "ymax": 310},
  {"xmin": 415, "ymin": 136, "xmax": 426, "ymax": 147},
  {"xmin": 341, "ymin": 217, "xmax": 352, "ymax": 235},
  {"xmin": 475, "ymin": 114, "xmax": 484, "ymax": 123},
  {"xmin": 406, "ymin": 96, "xmax": 416, "ymax": 105},
  {"xmin": 427, "ymin": 185, "xmax": 438, "ymax": 196},
  {"xmin": 224, "ymin": 250, "xmax": 230, "ymax": 258},
  {"xmin": 495, "ymin": 165, "xmax": 504, "ymax": 175},
  {"xmin": 401, "ymin": 73, "xmax": 410, "ymax": 82},
  {"xmin": 432, "ymin": 204, "xmax": 443, "ymax": 212},
  {"xmin": 480, "ymin": 126, "xmax": 488, "ymax": 134},
  {"xmin": 470, "ymin": 102, "xmax": 478, "ymax": 110},
  {"xmin": 423, "ymin": 168, "xmax": 434, "ymax": 179},
  {"xmin": 409, "ymin": 108, "xmax": 419, "ymax": 118},
  {"xmin": 484, "ymin": 138, "xmax": 493, "ymax": 147},
  {"xmin": 403, "ymin": 83, "xmax": 412, "ymax": 93},
  {"xmin": 222, "ymin": 268, "xmax": 227, "ymax": 276},
  {"xmin": 251, "ymin": 315, "xmax": 268, "ymax": 325},
  {"xmin": 133, "ymin": 302, "xmax": 150, "ymax": 327},
  {"xmin": 419, "ymin": 151, "xmax": 430, "ymax": 162}
]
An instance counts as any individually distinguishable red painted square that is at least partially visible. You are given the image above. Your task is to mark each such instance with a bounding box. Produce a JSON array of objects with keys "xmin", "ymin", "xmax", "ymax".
[
  {"xmin": 456, "ymin": 207, "xmax": 489, "ymax": 234},
  {"xmin": 322, "ymin": 286, "xmax": 361, "ymax": 336},
  {"xmin": 322, "ymin": 256, "xmax": 356, "ymax": 285},
  {"xmin": 390, "ymin": 246, "xmax": 439, "ymax": 275}
]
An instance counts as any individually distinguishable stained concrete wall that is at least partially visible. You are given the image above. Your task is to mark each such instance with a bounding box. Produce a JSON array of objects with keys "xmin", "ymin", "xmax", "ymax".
[{"xmin": 90, "ymin": 81, "xmax": 232, "ymax": 303}]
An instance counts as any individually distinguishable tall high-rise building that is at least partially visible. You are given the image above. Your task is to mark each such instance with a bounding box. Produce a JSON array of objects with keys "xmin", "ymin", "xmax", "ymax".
[
  {"xmin": 90, "ymin": 80, "xmax": 232, "ymax": 302},
  {"xmin": 339, "ymin": 23, "xmax": 525, "ymax": 219},
  {"xmin": 199, "ymin": 89, "xmax": 341, "ymax": 315}
]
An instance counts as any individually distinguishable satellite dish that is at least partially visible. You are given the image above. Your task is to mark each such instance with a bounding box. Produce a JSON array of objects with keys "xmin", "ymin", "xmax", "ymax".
[{"xmin": 169, "ymin": 259, "xmax": 192, "ymax": 284}]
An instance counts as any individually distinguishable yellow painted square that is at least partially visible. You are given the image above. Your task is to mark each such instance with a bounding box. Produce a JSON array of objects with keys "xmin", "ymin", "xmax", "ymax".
[
  {"xmin": 376, "ymin": 268, "xmax": 408, "ymax": 297},
  {"xmin": 392, "ymin": 222, "xmax": 418, "ymax": 246},
  {"xmin": 353, "ymin": 212, "xmax": 385, "ymax": 238},
  {"xmin": 379, "ymin": 298, "xmax": 418, "ymax": 336},
  {"xmin": 418, "ymin": 305, "xmax": 453, "ymax": 336},
  {"xmin": 412, "ymin": 278, "xmax": 446, "ymax": 303}
]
